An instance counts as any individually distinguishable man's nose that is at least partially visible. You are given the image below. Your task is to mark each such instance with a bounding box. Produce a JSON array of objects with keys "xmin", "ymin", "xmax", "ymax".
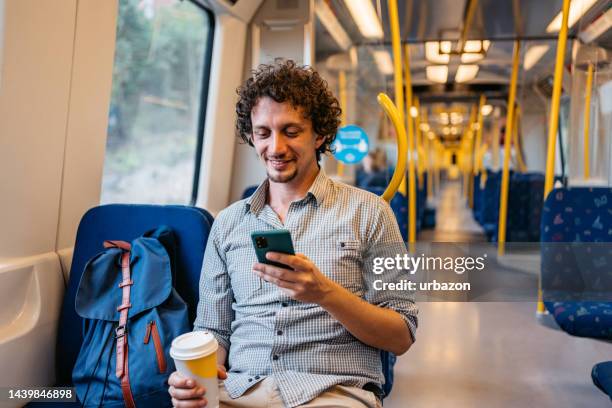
[{"xmin": 269, "ymin": 132, "xmax": 287, "ymax": 155}]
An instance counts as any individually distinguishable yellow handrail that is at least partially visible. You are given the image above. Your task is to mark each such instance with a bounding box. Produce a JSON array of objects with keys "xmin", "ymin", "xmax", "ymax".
[
  {"xmin": 387, "ymin": 0, "xmax": 406, "ymax": 196},
  {"xmin": 512, "ymin": 104, "xmax": 527, "ymax": 172},
  {"xmin": 378, "ymin": 94, "xmax": 408, "ymax": 203},
  {"xmin": 584, "ymin": 62, "xmax": 594, "ymax": 179},
  {"xmin": 404, "ymin": 45, "xmax": 417, "ymax": 245},
  {"xmin": 540, "ymin": 0, "xmax": 570, "ymax": 314},
  {"xmin": 497, "ymin": 40, "xmax": 521, "ymax": 255}
]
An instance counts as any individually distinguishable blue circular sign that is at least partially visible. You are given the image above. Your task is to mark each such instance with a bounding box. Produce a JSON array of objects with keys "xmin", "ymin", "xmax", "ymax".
[{"xmin": 332, "ymin": 125, "xmax": 369, "ymax": 164}]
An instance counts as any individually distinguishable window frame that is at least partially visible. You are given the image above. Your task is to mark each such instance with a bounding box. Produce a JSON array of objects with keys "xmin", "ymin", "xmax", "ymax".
[{"xmin": 189, "ymin": 1, "xmax": 215, "ymax": 206}]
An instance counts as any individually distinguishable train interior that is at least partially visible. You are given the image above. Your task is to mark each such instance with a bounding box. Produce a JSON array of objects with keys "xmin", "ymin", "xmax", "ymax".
[{"xmin": 1, "ymin": 0, "xmax": 612, "ymax": 406}]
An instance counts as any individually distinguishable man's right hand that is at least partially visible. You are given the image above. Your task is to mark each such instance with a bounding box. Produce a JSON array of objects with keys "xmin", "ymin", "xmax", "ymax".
[{"xmin": 168, "ymin": 366, "xmax": 228, "ymax": 407}]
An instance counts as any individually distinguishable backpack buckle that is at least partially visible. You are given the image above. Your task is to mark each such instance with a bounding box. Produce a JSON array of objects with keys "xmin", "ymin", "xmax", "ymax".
[{"xmin": 115, "ymin": 325, "xmax": 127, "ymax": 339}]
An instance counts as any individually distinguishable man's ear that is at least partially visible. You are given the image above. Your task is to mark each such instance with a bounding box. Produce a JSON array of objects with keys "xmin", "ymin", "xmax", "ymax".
[{"xmin": 315, "ymin": 134, "xmax": 325, "ymax": 149}]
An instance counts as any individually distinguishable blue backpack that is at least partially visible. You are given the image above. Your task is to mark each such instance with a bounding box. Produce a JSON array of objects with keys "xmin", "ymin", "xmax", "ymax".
[{"xmin": 72, "ymin": 226, "xmax": 190, "ymax": 407}]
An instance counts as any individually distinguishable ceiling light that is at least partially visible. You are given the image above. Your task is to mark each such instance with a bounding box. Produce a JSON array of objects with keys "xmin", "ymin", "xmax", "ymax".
[
  {"xmin": 439, "ymin": 41, "xmax": 452, "ymax": 54},
  {"xmin": 344, "ymin": 0, "xmax": 384, "ymax": 39},
  {"xmin": 426, "ymin": 65, "xmax": 448, "ymax": 83},
  {"xmin": 524, "ymin": 44, "xmax": 550, "ymax": 70},
  {"xmin": 463, "ymin": 40, "xmax": 483, "ymax": 53},
  {"xmin": 461, "ymin": 53, "xmax": 484, "ymax": 63},
  {"xmin": 443, "ymin": 127, "xmax": 451, "ymax": 135},
  {"xmin": 425, "ymin": 41, "xmax": 450, "ymax": 64},
  {"xmin": 481, "ymin": 104, "xmax": 493, "ymax": 116},
  {"xmin": 420, "ymin": 123, "xmax": 431, "ymax": 132},
  {"xmin": 579, "ymin": 7, "xmax": 612, "ymax": 43},
  {"xmin": 428, "ymin": 132, "xmax": 436, "ymax": 140},
  {"xmin": 410, "ymin": 106, "xmax": 419, "ymax": 118},
  {"xmin": 372, "ymin": 50, "xmax": 394, "ymax": 75},
  {"xmin": 450, "ymin": 112, "xmax": 463, "ymax": 125},
  {"xmin": 546, "ymin": 0, "xmax": 598, "ymax": 33},
  {"xmin": 451, "ymin": 127, "xmax": 458, "ymax": 135},
  {"xmin": 455, "ymin": 65, "xmax": 479, "ymax": 83},
  {"xmin": 439, "ymin": 112, "xmax": 450, "ymax": 125},
  {"xmin": 316, "ymin": 0, "xmax": 351, "ymax": 50}
]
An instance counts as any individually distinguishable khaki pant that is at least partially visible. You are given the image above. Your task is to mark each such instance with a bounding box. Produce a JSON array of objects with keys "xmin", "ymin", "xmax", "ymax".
[{"xmin": 218, "ymin": 377, "xmax": 382, "ymax": 408}]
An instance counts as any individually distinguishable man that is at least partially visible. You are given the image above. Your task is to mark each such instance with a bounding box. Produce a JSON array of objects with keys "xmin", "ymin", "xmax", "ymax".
[{"xmin": 169, "ymin": 60, "xmax": 417, "ymax": 408}]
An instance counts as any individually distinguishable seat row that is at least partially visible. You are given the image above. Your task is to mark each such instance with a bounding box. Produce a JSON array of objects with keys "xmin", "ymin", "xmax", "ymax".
[
  {"xmin": 540, "ymin": 187, "xmax": 612, "ymax": 401},
  {"xmin": 473, "ymin": 170, "xmax": 545, "ymax": 242}
]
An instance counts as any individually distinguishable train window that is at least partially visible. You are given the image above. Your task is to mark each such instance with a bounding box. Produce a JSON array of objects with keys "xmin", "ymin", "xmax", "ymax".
[{"xmin": 101, "ymin": 0, "xmax": 213, "ymax": 205}]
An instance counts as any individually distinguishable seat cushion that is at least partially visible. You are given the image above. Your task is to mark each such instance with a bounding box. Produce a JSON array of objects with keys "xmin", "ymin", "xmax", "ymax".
[
  {"xmin": 592, "ymin": 361, "xmax": 612, "ymax": 400},
  {"xmin": 545, "ymin": 301, "xmax": 612, "ymax": 339}
]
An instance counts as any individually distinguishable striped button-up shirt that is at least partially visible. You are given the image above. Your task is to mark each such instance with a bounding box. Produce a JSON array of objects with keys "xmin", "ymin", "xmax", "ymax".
[{"xmin": 194, "ymin": 169, "xmax": 418, "ymax": 407}]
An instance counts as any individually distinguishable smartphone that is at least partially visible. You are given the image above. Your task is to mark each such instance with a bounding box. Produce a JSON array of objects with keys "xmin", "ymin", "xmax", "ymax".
[{"xmin": 251, "ymin": 229, "xmax": 295, "ymax": 269}]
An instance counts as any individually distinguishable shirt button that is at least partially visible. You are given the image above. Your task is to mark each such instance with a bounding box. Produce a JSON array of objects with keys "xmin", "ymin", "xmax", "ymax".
[
  {"xmin": 255, "ymin": 375, "xmax": 260, "ymax": 380},
  {"xmin": 248, "ymin": 378, "xmax": 252, "ymax": 382},
  {"xmin": 281, "ymin": 302, "xmax": 288, "ymax": 307},
  {"xmin": 277, "ymin": 330, "xmax": 283, "ymax": 335},
  {"xmin": 341, "ymin": 242, "xmax": 345, "ymax": 248},
  {"xmin": 272, "ymin": 355, "xmax": 279, "ymax": 361}
]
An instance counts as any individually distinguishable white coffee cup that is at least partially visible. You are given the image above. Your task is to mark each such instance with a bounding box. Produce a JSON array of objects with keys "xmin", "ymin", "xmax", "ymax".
[{"xmin": 170, "ymin": 331, "xmax": 219, "ymax": 408}]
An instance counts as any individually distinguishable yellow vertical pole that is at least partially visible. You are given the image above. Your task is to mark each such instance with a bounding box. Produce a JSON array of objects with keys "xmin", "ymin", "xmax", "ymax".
[
  {"xmin": 467, "ymin": 104, "xmax": 478, "ymax": 208},
  {"xmin": 462, "ymin": 128, "xmax": 470, "ymax": 201},
  {"xmin": 544, "ymin": 0, "xmax": 571, "ymax": 197},
  {"xmin": 387, "ymin": 0, "xmax": 406, "ymax": 196},
  {"xmin": 337, "ymin": 70, "xmax": 347, "ymax": 177},
  {"xmin": 497, "ymin": 40, "xmax": 521, "ymax": 255},
  {"xmin": 583, "ymin": 63, "xmax": 594, "ymax": 179},
  {"xmin": 540, "ymin": 0, "xmax": 570, "ymax": 313},
  {"xmin": 414, "ymin": 97, "xmax": 425, "ymax": 189},
  {"xmin": 474, "ymin": 95, "xmax": 486, "ymax": 175},
  {"xmin": 512, "ymin": 104, "xmax": 527, "ymax": 172},
  {"xmin": 425, "ymin": 113, "xmax": 434, "ymax": 202},
  {"xmin": 404, "ymin": 44, "xmax": 417, "ymax": 245}
]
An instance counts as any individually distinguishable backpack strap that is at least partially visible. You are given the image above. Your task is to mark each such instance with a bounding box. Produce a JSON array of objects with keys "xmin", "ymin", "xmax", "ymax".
[{"xmin": 104, "ymin": 240, "xmax": 136, "ymax": 408}]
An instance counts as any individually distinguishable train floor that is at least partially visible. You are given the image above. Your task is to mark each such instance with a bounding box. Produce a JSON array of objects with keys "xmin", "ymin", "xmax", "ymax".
[{"xmin": 385, "ymin": 181, "xmax": 612, "ymax": 407}]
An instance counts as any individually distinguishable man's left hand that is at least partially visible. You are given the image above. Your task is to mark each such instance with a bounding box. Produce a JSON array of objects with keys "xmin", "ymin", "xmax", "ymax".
[{"xmin": 253, "ymin": 252, "xmax": 338, "ymax": 304}]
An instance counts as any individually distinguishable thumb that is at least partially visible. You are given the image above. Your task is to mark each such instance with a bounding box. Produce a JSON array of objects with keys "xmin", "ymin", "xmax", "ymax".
[{"xmin": 217, "ymin": 365, "xmax": 228, "ymax": 380}]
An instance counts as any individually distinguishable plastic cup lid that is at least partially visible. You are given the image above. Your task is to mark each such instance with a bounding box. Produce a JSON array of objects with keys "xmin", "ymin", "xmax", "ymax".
[{"xmin": 170, "ymin": 331, "xmax": 218, "ymax": 360}]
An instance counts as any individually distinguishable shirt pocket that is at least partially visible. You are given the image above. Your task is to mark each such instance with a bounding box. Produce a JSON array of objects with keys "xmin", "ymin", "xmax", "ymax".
[
  {"xmin": 319, "ymin": 239, "xmax": 364, "ymax": 295},
  {"xmin": 337, "ymin": 239, "xmax": 361, "ymax": 251}
]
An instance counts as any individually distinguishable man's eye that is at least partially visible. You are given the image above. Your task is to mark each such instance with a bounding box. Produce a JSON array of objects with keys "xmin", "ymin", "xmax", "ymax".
[
  {"xmin": 286, "ymin": 129, "xmax": 300, "ymax": 137},
  {"xmin": 255, "ymin": 131, "xmax": 269, "ymax": 138}
]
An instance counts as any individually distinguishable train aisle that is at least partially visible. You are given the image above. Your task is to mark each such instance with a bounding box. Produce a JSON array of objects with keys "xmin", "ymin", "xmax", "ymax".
[
  {"xmin": 418, "ymin": 180, "xmax": 485, "ymax": 242},
  {"xmin": 385, "ymin": 183, "xmax": 611, "ymax": 407}
]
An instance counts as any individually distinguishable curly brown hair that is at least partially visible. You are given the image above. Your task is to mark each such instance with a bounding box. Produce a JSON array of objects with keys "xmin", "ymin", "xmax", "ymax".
[{"xmin": 235, "ymin": 60, "xmax": 341, "ymax": 161}]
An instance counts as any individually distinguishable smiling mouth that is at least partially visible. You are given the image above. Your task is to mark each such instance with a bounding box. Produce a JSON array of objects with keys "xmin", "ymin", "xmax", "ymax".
[{"xmin": 267, "ymin": 158, "xmax": 293, "ymax": 169}]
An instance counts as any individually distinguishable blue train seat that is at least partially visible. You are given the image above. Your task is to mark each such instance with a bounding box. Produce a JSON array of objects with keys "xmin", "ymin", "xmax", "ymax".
[
  {"xmin": 506, "ymin": 172, "xmax": 544, "ymax": 242},
  {"xmin": 473, "ymin": 172, "xmax": 482, "ymax": 221},
  {"xmin": 27, "ymin": 205, "xmax": 214, "ymax": 407},
  {"xmin": 479, "ymin": 171, "xmax": 502, "ymax": 240},
  {"xmin": 592, "ymin": 361, "xmax": 612, "ymax": 401},
  {"xmin": 540, "ymin": 187, "xmax": 612, "ymax": 339}
]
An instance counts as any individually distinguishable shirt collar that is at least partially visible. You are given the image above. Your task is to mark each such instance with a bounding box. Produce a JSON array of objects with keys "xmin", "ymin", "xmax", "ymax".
[{"xmin": 245, "ymin": 167, "xmax": 330, "ymax": 216}]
